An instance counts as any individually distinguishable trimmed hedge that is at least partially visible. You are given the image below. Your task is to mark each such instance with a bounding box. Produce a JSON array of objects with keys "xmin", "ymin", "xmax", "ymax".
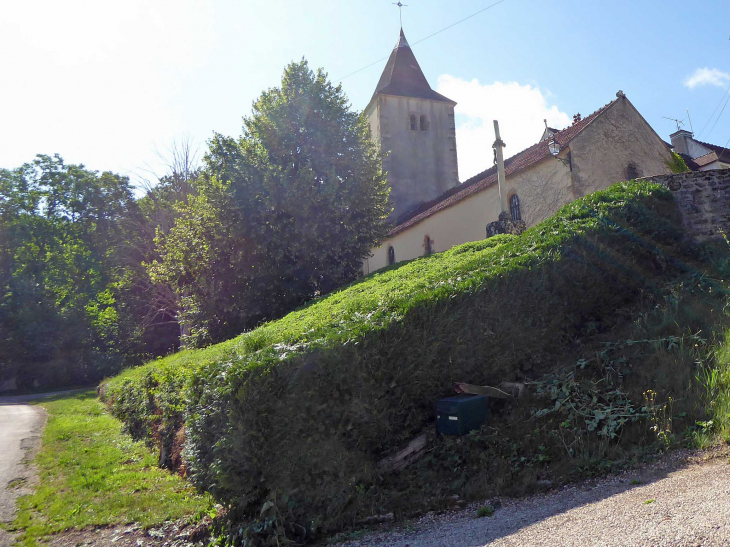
[{"xmin": 103, "ymin": 181, "xmax": 701, "ymax": 537}]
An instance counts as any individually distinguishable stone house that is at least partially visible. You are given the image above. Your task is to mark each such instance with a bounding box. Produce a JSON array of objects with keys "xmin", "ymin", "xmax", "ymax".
[
  {"xmin": 363, "ymin": 30, "xmax": 673, "ymax": 274},
  {"xmin": 669, "ymin": 130, "xmax": 730, "ymax": 172}
]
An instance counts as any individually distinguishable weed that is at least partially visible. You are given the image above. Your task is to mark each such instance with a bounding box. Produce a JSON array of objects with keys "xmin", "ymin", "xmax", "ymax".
[
  {"xmin": 6, "ymin": 478, "xmax": 26, "ymax": 490},
  {"xmin": 644, "ymin": 499, "xmax": 656, "ymax": 505},
  {"xmin": 644, "ymin": 390, "xmax": 674, "ymax": 449},
  {"xmin": 476, "ymin": 505, "xmax": 495, "ymax": 518}
]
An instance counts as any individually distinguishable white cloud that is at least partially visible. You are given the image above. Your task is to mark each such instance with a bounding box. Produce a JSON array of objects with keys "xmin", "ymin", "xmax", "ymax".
[
  {"xmin": 684, "ymin": 67, "xmax": 730, "ymax": 89},
  {"xmin": 436, "ymin": 76, "xmax": 571, "ymax": 181}
]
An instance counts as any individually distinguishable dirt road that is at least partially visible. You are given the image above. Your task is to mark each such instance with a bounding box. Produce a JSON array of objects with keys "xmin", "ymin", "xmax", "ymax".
[
  {"xmin": 341, "ymin": 451, "xmax": 730, "ymax": 546},
  {"xmin": 0, "ymin": 395, "xmax": 47, "ymax": 547}
]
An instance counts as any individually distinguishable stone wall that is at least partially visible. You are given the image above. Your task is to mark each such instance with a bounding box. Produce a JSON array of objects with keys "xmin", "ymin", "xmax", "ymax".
[
  {"xmin": 640, "ymin": 168, "xmax": 730, "ymax": 240},
  {"xmin": 569, "ymin": 96, "xmax": 672, "ymax": 199}
]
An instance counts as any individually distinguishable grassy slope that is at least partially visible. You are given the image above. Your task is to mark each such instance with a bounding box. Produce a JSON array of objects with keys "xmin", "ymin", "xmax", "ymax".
[
  {"xmin": 11, "ymin": 391, "xmax": 210, "ymax": 546},
  {"xmin": 102, "ymin": 181, "xmax": 730, "ymax": 540}
]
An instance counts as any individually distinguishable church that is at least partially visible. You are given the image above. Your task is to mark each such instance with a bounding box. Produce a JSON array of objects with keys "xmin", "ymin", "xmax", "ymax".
[{"xmin": 363, "ymin": 30, "xmax": 673, "ymax": 274}]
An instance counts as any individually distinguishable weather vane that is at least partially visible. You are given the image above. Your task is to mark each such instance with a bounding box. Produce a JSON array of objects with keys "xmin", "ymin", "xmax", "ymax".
[{"xmin": 392, "ymin": 1, "xmax": 408, "ymax": 28}]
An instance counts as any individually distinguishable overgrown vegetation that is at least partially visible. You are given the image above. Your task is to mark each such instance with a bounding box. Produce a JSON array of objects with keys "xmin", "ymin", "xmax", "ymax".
[
  {"xmin": 102, "ymin": 180, "xmax": 730, "ymax": 545},
  {"xmin": 665, "ymin": 151, "xmax": 690, "ymax": 174},
  {"xmin": 11, "ymin": 391, "xmax": 209, "ymax": 546},
  {"xmin": 697, "ymin": 328, "xmax": 730, "ymax": 443},
  {"xmin": 148, "ymin": 59, "xmax": 390, "ymax": 347}
]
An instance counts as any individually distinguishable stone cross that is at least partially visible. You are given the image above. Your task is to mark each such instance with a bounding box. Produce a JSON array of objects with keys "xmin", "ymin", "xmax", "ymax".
[{"xmin": 493, "ymin": 120, "xmax": 508, "ymax": 216}]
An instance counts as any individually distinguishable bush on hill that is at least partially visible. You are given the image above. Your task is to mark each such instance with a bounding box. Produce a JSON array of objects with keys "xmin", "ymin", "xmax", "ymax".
[
  {"xmin": 102, "ymin": 180, "xmax": 730, "ymax": 544},
  {"xmin": 148, "ymin": 60, "xmax": 391, "ymax": 347}
]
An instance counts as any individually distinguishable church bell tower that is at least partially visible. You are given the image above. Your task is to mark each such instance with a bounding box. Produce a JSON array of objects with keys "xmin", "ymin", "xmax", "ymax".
[{"xmin": 364, "ymin": 29, "xmax": 459, "ymax": 220}]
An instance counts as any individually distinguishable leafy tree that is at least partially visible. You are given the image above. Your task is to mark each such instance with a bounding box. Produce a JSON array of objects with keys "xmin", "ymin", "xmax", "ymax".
[
  {"xmin": 123, "ymin": 138, "xmax": 202, "ymax": 353},
  {"xmin": 0, "ymin": 155, "xmax": 142, "ymax": 389},
  {"xmin": 151, "ymin": 59, "xmax": 390, "ymax": 345}
]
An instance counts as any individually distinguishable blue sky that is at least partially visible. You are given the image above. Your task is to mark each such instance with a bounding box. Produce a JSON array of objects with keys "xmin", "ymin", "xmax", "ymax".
[{"xmin": 1, "ymin": 0, "xmax": 728, "ymax": 183}]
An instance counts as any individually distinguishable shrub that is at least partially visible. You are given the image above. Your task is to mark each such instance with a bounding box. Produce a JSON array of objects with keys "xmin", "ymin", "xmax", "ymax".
[{"xmin": 103, "ymin": 180, "xmax": 730, "ymax": 541}]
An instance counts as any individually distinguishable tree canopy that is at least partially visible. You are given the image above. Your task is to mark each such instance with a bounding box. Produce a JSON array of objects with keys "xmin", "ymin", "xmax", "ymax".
[
  {"xmin": 0, "ymin": 155, "xmax": 142, "ymax": 388},
  {"xmin": 151, "ymin": 59, "xmax": 391, "ymax": 345},
  {"xmin": 0, "ymin": 59, "xmax": 390, "ymax": 388}
]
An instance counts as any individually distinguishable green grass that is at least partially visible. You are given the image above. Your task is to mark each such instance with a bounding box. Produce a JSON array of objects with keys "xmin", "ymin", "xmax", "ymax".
[
  {"xmin": 104, "ymin": 182, "xmax": 683, "ymax": 393},
  {"xmin": 100, "ymin": 180, "xmax": 730, "ymax": 543},
  {"xmin": 11, "ymin": 391, "xmax": 210, "ymax": 546},
  {"xmin": 695, "ymin": 328, "xmax": 730, "ymax": 443},
  {"xmin": 103, "ymin": 232, "xmax": 518, "ymax": 407},
  {"xmin": 476, "ymin": 505, "xmax": 495, "ymax": 518}
]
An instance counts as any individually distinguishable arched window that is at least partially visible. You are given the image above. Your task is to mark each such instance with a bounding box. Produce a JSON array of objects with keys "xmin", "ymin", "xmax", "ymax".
[
  {"xmin": 388, "ymin": 246, "xmax": 395, "ymax": 265},
  {"xmin": 509, "ymin": 194, "xmax": 522, "ymax": 221},
  {"xmin": 420, "ymin": 115, "xmax": 429, "ymax": 132},
  {"xmin": 409, "ymin": 114, "xmax": 417, "ymax": 131},
  {"xmin": 424, "ymin": 235, "xmax": 433, "ymax": 255},
  {"xmin": 626, "ymin": 163, "xmax": 639, "ymax": 180}
]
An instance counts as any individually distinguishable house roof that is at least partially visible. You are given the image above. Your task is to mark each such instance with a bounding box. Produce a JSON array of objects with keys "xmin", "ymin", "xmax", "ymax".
[
  {"xmin": 677, "ymin": 138, "xmax": 730, "ymax": 171},
  {"xmin": 692, "ymin": 138, "xmax": 730, "ymax": 164},
  {"xmin": 371, "ymin": 29, "xmax": 455, "ymax": 105},
  {"xmin": 388, "ymin": 96, "xmax": 621, "ymax": 237},
  {"xmin": 694, "ymin": 151, "xmax": 720, "ymax": 167}
]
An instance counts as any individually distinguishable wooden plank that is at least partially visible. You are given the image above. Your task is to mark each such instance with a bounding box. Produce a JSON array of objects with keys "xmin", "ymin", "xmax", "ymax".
[{"xmin": 378, "ymin": 433, "xmax": 428, "ymax": 472}]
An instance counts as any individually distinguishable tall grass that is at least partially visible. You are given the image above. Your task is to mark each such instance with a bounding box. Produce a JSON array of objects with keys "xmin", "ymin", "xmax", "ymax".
[{"xmin": 696, "ymin": 330, "xmax": 730, "ymax": 443}]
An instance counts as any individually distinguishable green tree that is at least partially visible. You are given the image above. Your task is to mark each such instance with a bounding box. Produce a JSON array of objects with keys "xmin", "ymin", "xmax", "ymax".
[
  {"xmin": 123, "ymin": 138, "xmax": 202, "ymax": 353},
  {"xmin": 0, "ymin": 155, "xmax": 142, "ymax": 389},
  {"xmin": 151, "ymin": 59, "xmax": 390, "ymax": 345}
]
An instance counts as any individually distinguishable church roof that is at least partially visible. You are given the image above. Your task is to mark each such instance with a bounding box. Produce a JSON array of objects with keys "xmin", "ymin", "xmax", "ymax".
[
  {"xmin": 371, "ymin": 29, "xmax": 455, "ymax": 104},
  {"xmin": 389, "ymin": 95, "xmax": 623, "ymax": 236}
]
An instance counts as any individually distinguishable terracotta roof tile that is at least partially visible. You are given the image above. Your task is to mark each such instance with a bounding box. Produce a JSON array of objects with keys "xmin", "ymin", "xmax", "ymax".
[
  {"xmin": 388, "ymin": 96, "xmax": 620, "ymax": 236},
  {"xmin": 693, "ymin": 151, "xmax": 720, "ymax": 167}
]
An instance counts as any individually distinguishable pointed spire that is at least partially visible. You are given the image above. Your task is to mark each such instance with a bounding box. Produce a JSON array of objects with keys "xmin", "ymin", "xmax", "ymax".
[
  {"xmin": 370, "ymin": 29, "xmax": 455, "ymax": 104},
  {"xmin": 397, "ymin": 28, "xmax": 409, "ymax": 48}
]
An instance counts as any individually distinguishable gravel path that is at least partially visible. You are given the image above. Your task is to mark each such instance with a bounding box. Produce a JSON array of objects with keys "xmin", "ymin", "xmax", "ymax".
[
  {"xmin": 0, "ymin": 398, "xmax": 45, "ymax": 546},
  {"xmin": 341, "ymin": 451, "xmax": 730, "ymax": 546},
  {"xmin": 0, "ymin": 391, "xmax": 81, "ymax": 547}
]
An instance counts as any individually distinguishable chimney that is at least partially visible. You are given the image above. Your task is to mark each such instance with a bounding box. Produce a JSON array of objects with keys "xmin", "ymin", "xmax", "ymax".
[{"xmin": 670, "ymin": 129, "xmax": 694, "ymax": 157}]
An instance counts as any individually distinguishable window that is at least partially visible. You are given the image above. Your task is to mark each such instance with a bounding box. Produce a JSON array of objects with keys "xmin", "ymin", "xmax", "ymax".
[
  {"xmin": 424, "ymin": 235, "xmax": 433, "ymax": 256},
  {"xmin": 626, "ymin": 163, "xmax": 639, "ymax": 180},
  {"xmin": 420, "ymin": 114, "xmax": 429, "ymax": 132},
  {"xmin": 409, "ymin": 114, "xmax": 417, "ymax": 131},
  {"xmin": 509, "ymin": 194, "xmax": 522, "ymax": 221},
  {"xmin": 388, "ymin": 246, "xmax": 395, "ymax": 265}
]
